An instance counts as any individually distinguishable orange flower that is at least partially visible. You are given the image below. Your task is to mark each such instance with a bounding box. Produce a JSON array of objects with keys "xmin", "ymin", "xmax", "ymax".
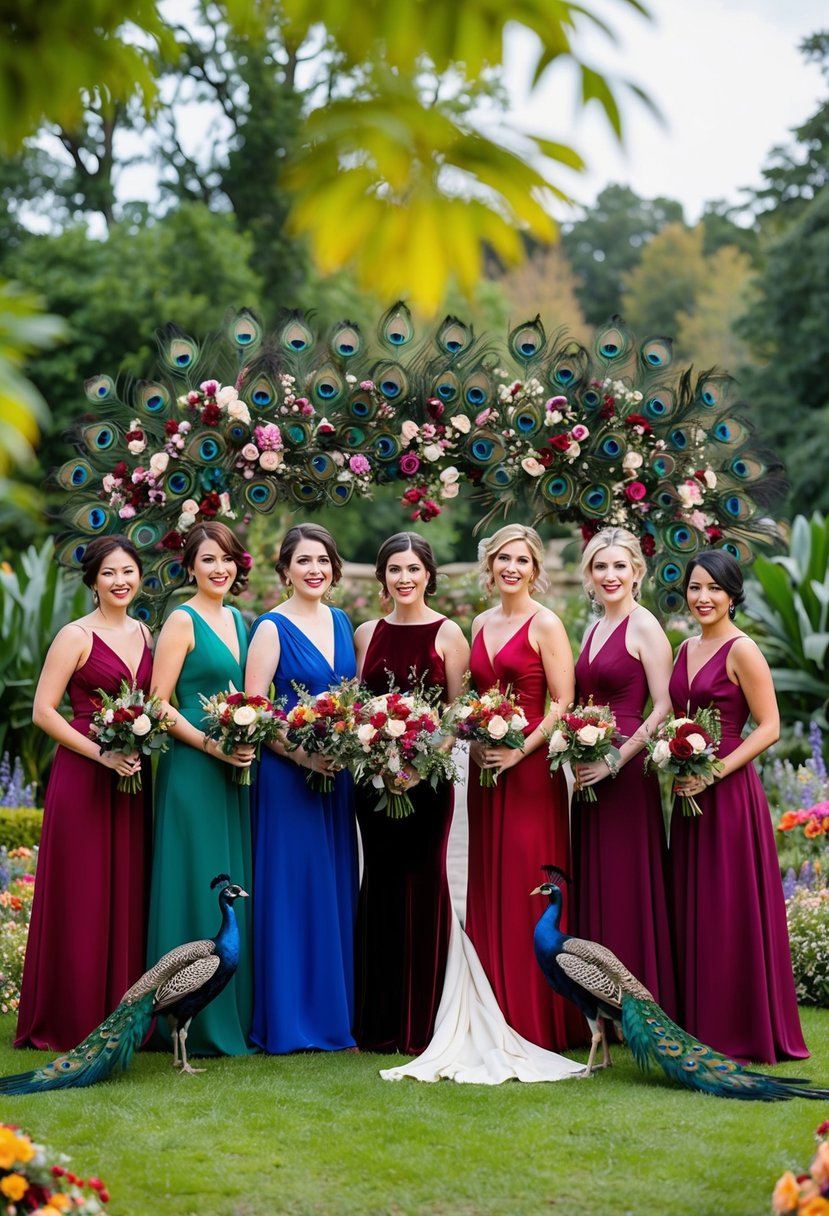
[
  {"xmin": 811, "ymin": 1141, "xmax": 829, "ymax": 1187},
  {"xmin": 778, "ymin": 811, "xmax": 801, "ymax": 831},
  {"xmin": 798, "ymin": 1197, "xmax": 829, "ymax": 1216},
  {"xmin": 0, "ymin": 1173, "xmax": 28, "ymax": 1201},
  {"xmin": 772, "ymin": 1171, "xmax": 801, "ymax": 1213},
  {"xmin": 805, "ymin": 820, "xmax": 823, "ymax": 839}
]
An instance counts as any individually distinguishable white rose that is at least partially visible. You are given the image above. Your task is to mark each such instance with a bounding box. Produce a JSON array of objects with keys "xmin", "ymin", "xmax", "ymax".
[
  {"xmin": 704, "ymin": 469, "xmax": 717, "ymax": 489},
  {"xmin": 357, "ymin": 724, "xmax": 377, "ymax": 746},
  {"xmin": 450, "ymin": 415, "xmax": 471, "ymax": 434},
  {"xmin": 510, "ymin": 712, "xmax": 528, "ymax": 731},
  {"xmin": 547, "ymin": 729, "xmax": 568, "ymax": 754},
  {"xmin": 440, "ymin": 465, "xmax": 460, "ymax": 484},
  {"xmin": 671, "ymin": 717, "xmax": 694, "ymax": 729},
  {"xmin": 576, "ymin": 724, "xmax": 601, "ymax": 746},
  {"xmin": 441, "ymin": 482, "xmax": 460, "ymax": 499},
  {"xmin": 622, "ymin": 450, "xmax": 643, "ymax": 471},
  {"xmin": 241, "ymin": 444, "xmax": 259, "ymax": 461},
  {"xmin": 149, "ymin": 452, "xmax": 169, "ymax": 477},
  {"xmin": 102, "ymin": 474, "xmax": 116, "ymax": 493},
  {"xmin": 259, "ymin": 451, "xmax": 283, "ymax": 471},
  {"xmin": 228, "ymin": 400, "xmax": 251, "ymax": 424},
  {"xmin": 487, "ymin": 715, "xmax": 509, "ymax": 740},
  {"xmin": 385, "ymin": 719, "xmax": 407, "ymax": 738},
  {"xmin": 651, "ymin": 739, "xmax": 671, "ymax": 767},
  {"xmin": 387, "ymin": 751, "xmax": 402, "ymax": 773},
  {"xmin": 521, "ymin": 457, "xmax": 544, "ymax": 477},
  {"xmin": 456, "ymin": 705, "xmax": 474, "ymax": 720},
  {"xmin": 127, "ymin": 438, "xmax": 146, "ymax": 455},
  {"xmin": 422, "ymin": 443, "xmax": 443, "ymax": 462},
  {"xmin": 217, "ymin": 386, "xmax": 239, "ymax": 406},
  {"xmin": 182, "ymin": 498, "xmax": 199, "ymax": 514},
  {"xmin": 103, "ymin": 709, "xmax": 115, "ymax": 724},
  {"xmin": 686, "ymin": 732, "xmax": 708, "ymax": 754},
  {"xmin": 233, "ymin": 705, "xmax": 258, "ymax": 727},
  {"xmin": 178, "ymin": 510, "xmax": 196, "ymax": 529},
  {"xmin": 401, "ymin": 420, "xmax": 419, "ymax": 442},
  {"xmin": 566, "ymin": 441, "xmax": 581, "ymax": 459},
  {"xmin": 132, "ymin": 713, "xmax": 152, "ymax": 737}
]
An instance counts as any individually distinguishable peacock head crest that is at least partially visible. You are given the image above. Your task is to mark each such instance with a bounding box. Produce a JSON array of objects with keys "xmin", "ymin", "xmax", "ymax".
[
  {"xmin": 211, "ymin": 874, "xmax": 249, "ymax": 902},
  {"xmin": 531, "ymin": 864, "xmax": 570, "ymax": 904}
]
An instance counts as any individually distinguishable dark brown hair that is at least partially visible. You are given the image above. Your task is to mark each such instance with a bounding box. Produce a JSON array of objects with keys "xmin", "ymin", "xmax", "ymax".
[
  {"xmin": 375, "ymin": 532, "xmax": 438, "ymax": 596},
  {"xmin": 81, "ymin": 535, "xmax": 143, "ymax": 588},
  {"xmin": 275, "ymin": 523, "xmax": 343, "ymax": 587},
  {"xmin": 182, "ymin": 522, "xmax": 250, "ymax": 596},
  {"xmin": 682, "ymin": 550, "xmax": 746, "ymax": 609}
]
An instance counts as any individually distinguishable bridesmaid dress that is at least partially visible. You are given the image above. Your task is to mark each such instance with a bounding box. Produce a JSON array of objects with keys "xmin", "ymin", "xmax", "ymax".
[
  {"xmin": 354, "ymin": 619, "xmax": 454, "ymax": 1054},
  {"xmin": 249, "ymin": 607, "xmax": 358, "ymax": 1053},
  {"xmin": 16, "ymin": 633, "xmax": 152, "ymax": 1051},
  {"xmin": 572, "ymin": 613, "xmax": 676, "ymax": 1012},
  {"xmin": 146, "ymin": 605, "xmax": 255, "ymax": 1057},
  {"xmin": 465, "ymin": 616, "xmax": 584, "ymax": 1051},
  {"xmin": 668, "ymin": 638, "xmax": 808, "ymax": 1063}
]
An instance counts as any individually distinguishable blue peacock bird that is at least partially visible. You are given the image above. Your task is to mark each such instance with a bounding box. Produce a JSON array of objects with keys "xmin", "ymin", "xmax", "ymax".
[
  {"xmin": 0, "ymin": 875, "xmax": 247, "ymax": 1093},
  {"xmin": 533, "ymin": 867, "xmax": 829, "ymax": 1101},
  {"xmin": 56, "ymin": 305, "xmax": 785, "ymax": 625}
]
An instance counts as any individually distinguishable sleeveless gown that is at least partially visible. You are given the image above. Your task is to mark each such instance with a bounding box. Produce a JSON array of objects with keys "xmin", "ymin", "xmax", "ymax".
[
  {"xmin": 465, "ymin": 616, "xmax": 584, "ymax": 1051},
  {"xmin": 668, "ymin": 638, "xmax": 808, "ymax": 1063},
  {"xmin": 146, "ymin": 605, "xmax": 254, "ymax": 1057},
  {"xmin": 572, "ymin": 614, "xmax": 676, "ymax": 1013},
  {"xmin": 16, "ymin": 633, "xmax": 152, "ymax": 1051},
  {"xmin": 355, "ymin": 619, "xmax": 454, "ymax": 1054},
  {"xmin": 249, "ymin": 607, "xmax": 358, "ymax": 1053}
]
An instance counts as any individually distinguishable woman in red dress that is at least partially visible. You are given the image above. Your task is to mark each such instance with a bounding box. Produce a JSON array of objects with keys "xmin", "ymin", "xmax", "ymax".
[
  {"xmin": 571, "ymin": 527, "xmax": 676, "ymax": 1011},
  {"xmin": 353, "ymin": 532, "xmax": 468, "ymax": 1053},
  {"xmin": 465, "ymin": 524, "xmax": 583, "ymax": 1051},
  {"xmin": 15, "ymin": 535, "xmax": 152, "ymax": 1051},
  {"xmin": 668, "ymin": 550, "xmax": 807, "ymax": 1063}
]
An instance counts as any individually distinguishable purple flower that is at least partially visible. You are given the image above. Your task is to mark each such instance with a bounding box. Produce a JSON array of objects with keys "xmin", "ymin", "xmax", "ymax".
[
  {"xmin": 399, "ymin": 453, "xmax": 421, "ymax": 477},
  {"xmin": 349, "ymin": 454, "xmax": 371, "ymax": 475}
]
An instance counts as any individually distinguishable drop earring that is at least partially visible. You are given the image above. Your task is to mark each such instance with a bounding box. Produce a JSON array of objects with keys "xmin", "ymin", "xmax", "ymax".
[
  {"xmin": 589, "ymin": 590, "xmax": 602, "ymax": 616},
  {"xmin": 92, "ymin": 588, "xmax": 99, "ymax": 606},
  {"xmin": 728, "ymin": 602, "xmax": 736, "ymax": 620}
]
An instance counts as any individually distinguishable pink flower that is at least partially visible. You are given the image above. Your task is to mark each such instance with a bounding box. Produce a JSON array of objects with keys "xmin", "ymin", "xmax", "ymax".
[
  {"xmin": 399, "ymin": 453, "xmax": 421, "ymax": 476},
  {"xmin": 360, "ymin": 380, "xmax": 374, "ymax": 391},
  {"xmin": 241, "ymin": 443, "xmax": 259, "ymax": 462},
  {"xmin": 546, "ymin": 395, "xmax": 568, "ymax": 409},
  {"xmin": 624, "ymin": 481, "xmax": 647, "ymax": 501},
  {"xmin": 118, "ymin": 504, "xmax": 136, "ymax": 519},
  {"xmin": 571, "ymin": 424, "xmax": 589, "ymax": 441},
  {"xmin": 475, "ymin": 408, "xmax": 496, "ymax": 427},
  {"xmin": 401, "ymin": 420, "xmax": 419, "ymax": 442},
  {"xmin": 300, "ymin": 401, "xmax": 315, "ymax": 416},
  {"xmin": 200, "ymin": 379, "xmax": 219, "ymax": 396},
  {"xmin": 349, "ymin": 454, "xmax": 371, "ymax": 475}
]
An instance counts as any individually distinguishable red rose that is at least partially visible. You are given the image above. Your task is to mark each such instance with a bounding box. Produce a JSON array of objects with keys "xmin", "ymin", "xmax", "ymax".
[
  {"xmin": 402, "ymin": 486, "xmax": 424, "ymax": 504},
  {"xmin": 535, "ymin": 448, "xmax": 554, "ymax": 467},
  {"xmin": 225, "ymin": 693, "xmax": 246, "ymax": 706},
  {"xmin": 165, "ymin": 419, "xmax": 179, "ymax": 435},
  {"xmin": 624, "ymin": 413, "xmax": 652, "ymax": 433},
  {"xmin": 426, "ymin": 398, "xmax": 445, "ymax": 419},
  {"xmin": 199, "ymin": 492, "xmax": 221, "ymax": 517},
  {"xmin": 668, "ymin": 736, "xmax": 694, "ymax": 760},
  {"xmin": 160, "ymin": 530, "xmax": 185, "ymax": 552},
  {"xmin": 705, "ymin": 525, "xmax": 722, "ymax": 543},
  {"xmin": 549, "ymin": 433, "xmax": 571, "ymax": 452},
  {"xmin": 369, "ymin": 712, "xmax": 388, "ymax": 728},
  {"xmin": 640, "ymin": 533, "xmax": 656, "ymax": 556}
]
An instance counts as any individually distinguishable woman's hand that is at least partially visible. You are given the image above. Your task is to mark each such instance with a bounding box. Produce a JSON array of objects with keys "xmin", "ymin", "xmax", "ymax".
[
  {"xmin": 205, "ymin": 739, "xmax": 255, "ymax": 770},
  {"xmin": 673, "ymin": 773, "xmax": 714, "ymax": 798},
  {"xmin": 291, "ymin": 746, "xmax": 342, "ymax": 777},
  {"xmin": 477, "ymin": 745, "xmax": 523, "ymax": 777},
  {"xmin": 386, "ymin": 765, "xmax": 421, "ymax": 792},
  {"xmin": 573, "ymin": 759, "xmax": 615, "ymax": 792},
  {"xmin": 99, "ymin": 749, "xmax": 142, "ymax": 779}
]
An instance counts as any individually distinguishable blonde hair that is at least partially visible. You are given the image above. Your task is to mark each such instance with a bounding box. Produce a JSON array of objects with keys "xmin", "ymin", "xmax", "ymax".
[
  {"xmin": 580, "ymin": 527, "xmax": 647, "ymax": 602},
  {"xmin": 477, "ymin": 524, "xmax": 548, "ymax": 595}
]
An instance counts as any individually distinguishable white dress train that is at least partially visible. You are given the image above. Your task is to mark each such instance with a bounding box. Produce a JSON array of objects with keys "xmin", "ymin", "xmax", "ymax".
[{"xmin": 379, "ymin": 909, "xmax": 585, "ymax": 1085}]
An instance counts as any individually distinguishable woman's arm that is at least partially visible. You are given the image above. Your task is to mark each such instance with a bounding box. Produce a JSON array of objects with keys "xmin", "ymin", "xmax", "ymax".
[
  {"xmin": 719, "ymin": 638, "xmax": 779, "ymax": 776},
  {"xmin": 353, "ymin": 619, "xmax": 380, "ymax": 680},
  {"xmin": 32, "ymin": 624, "xmax": 140, "ymax": 777}
]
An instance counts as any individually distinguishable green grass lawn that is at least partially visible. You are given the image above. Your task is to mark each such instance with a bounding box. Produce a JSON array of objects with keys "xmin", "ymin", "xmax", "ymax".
[{"xmin": 1, "ymin": 1009, "xmax": 827, "ymax": 1216}]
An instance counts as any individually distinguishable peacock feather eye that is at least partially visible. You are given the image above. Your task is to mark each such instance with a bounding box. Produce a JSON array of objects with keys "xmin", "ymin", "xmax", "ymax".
[
  {"xmin": 431, "ymin": 370, "xmax": 460, "ymax": 403},
  {"xmin": 668, "ymin": 427, "xmax": 689, "ymax": 450},
  {"xmin": 284, "ymin": 421, "xmax": 310, "ymax": 447},
  {"xmin": 166, "ymin": 470, "xmax": 194, "ymax": 498},
  {"xmin": 329, "ymin": 320, "xmax": 364, "ymax": 359},
  {"xmin": 579, "ymin": 386, "xmax": 601, "ymax": 410},
  {"xmin": 462, "ymin": 370, "xmax": 493, "ymax": 409},
  {"xmin": 228, "ymin": 307, "xmax": 263, "ymax": 352},
  {"xmin": 327, "ymin": 480, "xmax": 353, "ymax": 504},
  {"xmin": 57, "ymin": 460, "xmax": 93, "ymax": 490},
  {"xmin": 309, "ymin": 365, "xmax": 346, "ymax": 408},
  {"xmin": 508, "ymin": 316, "xmax": 545, "ymax": 362},
  {"xmin": 279, "ymin": 314, "xmax": 314, "ymax": 353},
  {"xmin": 81, "ymin": 424, "xmax": 117, "ymax": 453},
  {"xmin": 482, "ymin": 464, "xmax": 514, "ymax": 489},
  {"xmin": 712, "ymin": 417, "xmax": 749, "ymax": 447},
  {"xmin": 539, "ymin": 472, "xmax": 575, "ymax": 507},
  {"xmin": 379, "ymin": 302, "xmax": 414, "ymax": 349},
  {"xmin": 373, "ymin": 363, "xmax": 408, "ymax": 401},
  {"xmin": 578, "ymin": 484, "xmax": 611, "ymax": 518},
  {"xmin": 594, "ymin": 318, "xmax": 632, "ymax": 363},
  {"xmin": 435, "ymin": 315, "xmax": 473, "ymax": 356},
  {"xmin": 247, "ymin": 376, "xmax": 276, "ymax": 409},
  {"xmin": 649, "ymin": 452, "xmax": 675, "ymax": 479},
  {"xmin": 348, "ymin": 392, "xmax": 376, "ymax": 421},
  {"xmin": 84, "ymin": 374, "xmax": 115, "ymax": 403},
  {"xmin": 342, "ymin": 426, "xmax": 365, "ymax": 448},
  {"xmin": 127, "ymin": 521, "xmax": 164, "ymax": 549},
  {"xmin": 137, "ymin": 382, "xmax": 170, "ymax": 414},
  {"xmin": 510, "ymin": 404, "xmax": 544, "ymax": 437},
  {"xmin": 290, "ymin": 481, "xmax": 325, "ymax": 505},
  {"xmin": 695, "ymin": 374, "xmax": 732, "ymax": 410},
  {"xmin": 465, "ymin": 430, "xmax": 505, "ymax": 466},
  {"xmin": 244, "ymin": 479, "xmax": 279, "ymax": 512},
  {"xmin": 664, "ymin": 523, "xmax": 698, "ymax": 553},
  {"xmin": 373, "ymin": 432, "xmax": 401, "ymax": 461},
  {"xmin": 547, "ymin": 341, "xmax": 588, "ymax": 391},
  {"xmin": 595, "ymin": 433, "xmax": 625, "ymax": 461},
  {"xmin": 308, "ymin": 454, "xmax": 335, "ymax": 480},
  {"xmin": 638, "ymin": 336, "xmax": 673, "ymax": 370}
]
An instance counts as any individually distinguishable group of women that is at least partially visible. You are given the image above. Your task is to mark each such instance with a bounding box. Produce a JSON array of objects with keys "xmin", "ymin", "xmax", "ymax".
[{"xmin": 13, "ymin": 517, "xmax": 808, "ymax": 1078}]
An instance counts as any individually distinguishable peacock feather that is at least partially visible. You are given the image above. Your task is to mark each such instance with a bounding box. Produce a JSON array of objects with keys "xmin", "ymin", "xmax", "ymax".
[{"xmin": 56, "ymin": 307, "xmax": 785, "ymax": 623}]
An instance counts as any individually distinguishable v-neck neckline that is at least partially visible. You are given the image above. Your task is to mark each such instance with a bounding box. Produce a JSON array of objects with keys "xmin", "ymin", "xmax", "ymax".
[
  {"xmin": 481, "ymin": 613, "xmax": 537, "ymax": 671},
  {"xmin": 684, "ymin": 636, "xmax": 736, "ymax": 691},
  {"xmin": 89, "ymin": 631, "xmax": 149, "ymax": 684},
  {"xmin": 277, "ymin": 608, "xmax": 337, "ymax": 673},
  {"xmin": 586, "ymin": 612, "xmax": 633, "ymax": 667},
  {"xmin": 184, "ymin": 605, "xmax": 242, "ymax": 667}
]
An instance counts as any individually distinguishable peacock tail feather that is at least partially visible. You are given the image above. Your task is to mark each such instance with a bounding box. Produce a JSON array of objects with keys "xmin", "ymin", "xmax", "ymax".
[
  {"xmin": 56, "ymin": 306, "xmax": 785, "ymax": 623},
  {"xmin": 0, "ymin": 993, "xmax": 154, "ymax": 1095},
  {"xmin": 620, "ymin": 994, "xmax": 829, "ymax": 1102}
]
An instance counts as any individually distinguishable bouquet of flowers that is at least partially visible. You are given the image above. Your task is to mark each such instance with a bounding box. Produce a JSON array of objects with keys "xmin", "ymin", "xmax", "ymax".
[
  {"xmin": 645, "ymin": 706, "xmax": 724, "ymax": 816},
  {"xmin": 283, "ymin": 679, "xmax": 362, "ymax": 793},
  {"xmin": 771, "ymin": 1119, "xmax": 829, "ymax": 1214},
  {"xmin": 0, "ymin": 1123, "xmax": 111, "ymax": 1213},
  {"xmin": 547, "ymin": 702, "xmax": 620, "ymax": 802},
  {"xmin": 442, "ymin": 686, "xmax": 529, "ymax": 788},
  {"xmin": 199, "ymin": 684, "xmax": 285, "ymax": 785},
  {"xmin": 352, "ymin": 689, "xmax": 457, "ymax": 818},
  {"xmin": 91, "ymin": 679, "xmax": 173, "ymax": 793}
]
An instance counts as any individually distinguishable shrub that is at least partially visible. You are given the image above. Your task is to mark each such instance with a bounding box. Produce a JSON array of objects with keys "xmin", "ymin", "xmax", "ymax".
[
  {"xmin": 786, "ymin": 886, "xmax": 829, "ymax": 1007},
  {"xmin": 0, "ymin": 808, "xmax": 43, "ymax": 849}
]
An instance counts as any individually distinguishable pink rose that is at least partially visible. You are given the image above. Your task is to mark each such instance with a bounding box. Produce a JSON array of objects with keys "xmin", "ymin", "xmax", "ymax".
[
  {"xmin": 399, "ymin": 453, "xmax": 421, "ymax": 476},
  {"xmin": 401, "ymin": 420, "xmax": 420, "ymax": 442},
  {"xmin": 624, "ymin": 481, "xmax": 647, "ymax": 501}
]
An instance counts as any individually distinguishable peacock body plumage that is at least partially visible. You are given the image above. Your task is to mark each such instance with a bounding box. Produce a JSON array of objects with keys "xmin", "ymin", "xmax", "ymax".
[
  {"xmin": 533, "ymin": 868, "xmax": 829, "ymax": 1101},
  {"xmin": 56, "ymin": 305, "xmax": 785, "ymax": 624},
  {"xmin": 0, "ymin": 875, "xmax": 247, "ymax": 1094}
]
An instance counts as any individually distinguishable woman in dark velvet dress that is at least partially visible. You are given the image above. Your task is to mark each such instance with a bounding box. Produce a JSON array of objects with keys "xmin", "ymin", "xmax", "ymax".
[
  {"xmin": 353, "ymin": 533, "xmax": 468, "ymax": 1054},
  {"xmin": 668, "ymin": 551, "xmax": 807, "ymax": 1064},
  {"xmin": 465, "ymin": 524, "xmax": 583, "ymax": 1052},
  {"xmin": 16, "ymin": 536, "xmax": 151, "ymax": 1051},
  {"xmin": 571, "ymin": 527, "xmax": 676, "ymax": 1012}
]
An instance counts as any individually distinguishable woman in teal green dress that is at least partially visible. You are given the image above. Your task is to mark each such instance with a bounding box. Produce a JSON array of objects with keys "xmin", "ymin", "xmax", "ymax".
[{"xmin": 147, "ymin": 521, "xmax": 256, "ymax": 1056}]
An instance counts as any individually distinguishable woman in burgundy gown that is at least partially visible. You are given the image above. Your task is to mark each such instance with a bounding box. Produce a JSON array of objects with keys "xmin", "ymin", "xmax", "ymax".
[
  {"xmin": 353, "ymin": 533, "xmax": 469, "ymax": 1053},
  {"xmin": 15, "ymin": 535, "xmax": 152, "ymax": 1051},
  {"xmin": 668, "ymin": 551, "xmax": 807, "ymax": 1063},
  {"xmin": 465, "ymin": 524, "xmax": 583, "ymax": 1051},
  {"xmin": 571, "ymin": 527, "xmax": 676, "ymax": 1011}
]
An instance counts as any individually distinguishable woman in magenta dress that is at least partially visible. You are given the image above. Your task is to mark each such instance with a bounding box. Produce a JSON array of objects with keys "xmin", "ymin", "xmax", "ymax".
[
  {"xmin": 15, "ymin": 535, "xmax": 152, "ymax": 1051},
  {"xmin": 669, "ymin": 550, "xmax": 807, "ymax": 1063},
  {"xmin": 353, "ymin": 532, "xmax": 469, "ymax": 1053},
  {"xmin": 571, "ymin": 527, "xmax": 676, "ymax": 1012},
  {"xmin": 465, "ymin": 524, "xmax": 583, "ymax": 1051}
]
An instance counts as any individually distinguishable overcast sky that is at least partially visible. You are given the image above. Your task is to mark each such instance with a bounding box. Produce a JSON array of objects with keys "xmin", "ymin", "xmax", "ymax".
[{"xmin": 504, "ymin": 0, "xmax": 827, "ymax": 222}]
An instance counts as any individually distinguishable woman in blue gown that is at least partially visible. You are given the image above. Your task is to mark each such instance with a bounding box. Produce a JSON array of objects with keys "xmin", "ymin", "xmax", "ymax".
[{"xmin": 245, "ymin": 523, "xmax": 358, "ymax": 1053}]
